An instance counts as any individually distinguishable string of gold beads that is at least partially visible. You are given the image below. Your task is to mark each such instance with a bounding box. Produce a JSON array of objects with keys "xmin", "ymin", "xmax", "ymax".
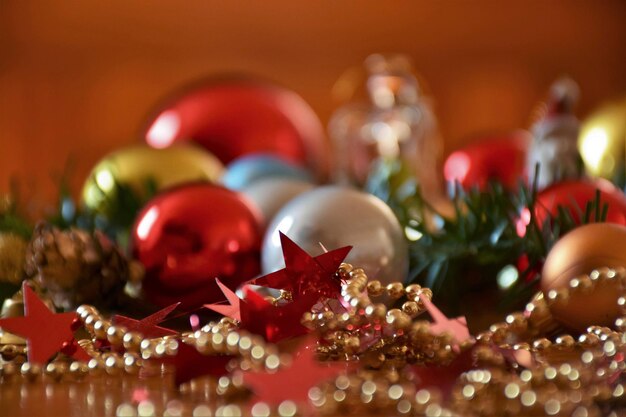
[{"xmin": 1, "ymin": 265, "xmax": 626, "ymax": 416}]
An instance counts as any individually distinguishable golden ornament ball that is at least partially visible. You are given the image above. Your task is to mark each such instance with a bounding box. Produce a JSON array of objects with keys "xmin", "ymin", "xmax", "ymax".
[
  {"xmin": 0, "ymin": 233, "xmax": 28, "ymax": 285},
  {"xmin": 578, "ymin": 97, "xmax": 626, "ymax": 180},
  {"xmin": 541, "ymin": 222, "xmax": 626, "ymax": 331},
  {"xmin": 82, "ymin": 143, "xmax": 224, "ymax": 214}
]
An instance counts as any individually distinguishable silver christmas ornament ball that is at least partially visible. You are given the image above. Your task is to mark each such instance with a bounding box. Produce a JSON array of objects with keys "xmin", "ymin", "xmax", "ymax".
[{"xmin": 261, "ymin": 185, "xmax": 408, "ymax": 284}]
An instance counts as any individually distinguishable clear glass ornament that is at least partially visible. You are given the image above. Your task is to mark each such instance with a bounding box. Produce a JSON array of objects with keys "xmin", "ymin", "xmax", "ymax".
[{"xmin": 329, "ymin": 54, "xmax": 443, "ymax": 192}]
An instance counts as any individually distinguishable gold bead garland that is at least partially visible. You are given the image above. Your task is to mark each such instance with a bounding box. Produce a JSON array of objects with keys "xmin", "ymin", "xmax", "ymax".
[{"xmin": 1, "ymin": 264, "xmax": 626, "ymax": 416}]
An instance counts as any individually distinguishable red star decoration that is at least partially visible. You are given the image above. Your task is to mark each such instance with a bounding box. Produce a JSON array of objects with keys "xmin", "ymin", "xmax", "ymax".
[
  {"xmin": 242, "ymin": 339, "xmax": 347, "ymax": 406},
  {"xmin": 0, "ymin": 283, "xmax": 81, "ymax": 364},
  {"xmin": 163, "ymin": 341, "xmax": 233, "ymax": 386},
  {"xmin": 113, "ymin": 303, "xmax": 179, "ymax": 338},
  {"xmin": 204, "ymin": 279, "xmax": 242, "ymax": 321},
  {"xmin": 241, "ymin": 288, "xmax": 318, "ymax": 343},
  {"xmin": 205, "ymin": 280, "xmax": 318, "ymax": 343},
  {"xmin": 420, "ymin": 294, "xmax": 471, "ymax": 346},
  {"xmin": 251, "ymin": 233, "xmax": 351, "ymax": 300}
]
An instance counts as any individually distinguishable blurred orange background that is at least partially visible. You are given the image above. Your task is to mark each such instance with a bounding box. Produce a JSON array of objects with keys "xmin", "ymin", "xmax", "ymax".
[{"xmin": 1, "ymin": 1, "xmax": 625, "ymax": 206}]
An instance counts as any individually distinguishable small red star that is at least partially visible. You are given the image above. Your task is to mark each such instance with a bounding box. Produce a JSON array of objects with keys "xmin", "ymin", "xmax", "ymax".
[
  {"xmin": 420, "ymin": 294, "xmax": 471, "ymax": 346},
  {"xmin": 0, "ymin": 283, "xmax": 79, "ymax": 364},
  {"xmin": 205, "ymin": 280, "xmax": 318, "ymax": 343},
  {"xmin": 251, "ymin": 233, "xmax": 351, "ymax": 300},
  {"xmin": 204, "ymin": 279, "xmax": 242, "ymax": 321},
  {"xmin": 113, "ymin": 303, "xmax": 179, "ymax": 338},
  {"xmin": 242, "ymin": 339, "xmax": 346, "ymax": 406}
]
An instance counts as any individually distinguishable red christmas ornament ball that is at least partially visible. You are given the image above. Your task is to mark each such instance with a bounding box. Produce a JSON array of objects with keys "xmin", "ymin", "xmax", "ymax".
[
  {"xmin": 443, "ymin": 131, "xmax": 531, "ymax": 191},
  {"xmin": 131, "ymin": 183, "xmax": 263, "ymax": 309},
  {"xmin": 535, "ymin": 178, "xmax": 626, "ymax": 227},
  {"xmin": 143, "ymin": 78, "xmax": 328, "ymax": 178}
]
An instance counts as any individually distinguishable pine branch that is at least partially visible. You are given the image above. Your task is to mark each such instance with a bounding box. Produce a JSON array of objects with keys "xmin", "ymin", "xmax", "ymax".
[{"xmin": 366, "ymin": 159, "xmax": 609, "ymax": 315}]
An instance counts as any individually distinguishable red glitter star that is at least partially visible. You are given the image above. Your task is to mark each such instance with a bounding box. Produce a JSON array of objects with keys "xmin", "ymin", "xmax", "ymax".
[
  {"xmin": 251, "ymin": 233, "xmax": 351, "ymax": 300},
  {"xmin": 242, "ymin": 339, "xmax": 346, "ymax": 406},
  {"xmin": 240, "ymin": 288, "xmax": 318, "ymax": 343},
  {"xmin": 205, "ymin": 280, "xmax": 319, "ymax": 343},
  {"xmin": 113, "ymin": 303, "xmax": 179, "ymax": 338},
  {"xmin": 0, "ymin": 283, "xmax": 79, "ymax": 364}
]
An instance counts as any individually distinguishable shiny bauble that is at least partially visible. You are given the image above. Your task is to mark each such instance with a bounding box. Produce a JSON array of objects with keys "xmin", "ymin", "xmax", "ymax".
[
  {"xmin": 443, "ymin": 131, "xmax": 531, "ymax": 192},
  {"xmin": 578, "ymin": 97, "xmax": 626, "ymax": 180},
  {"xmin": 143, "ymin": 78, "xmax": 328, "ymax": 178},
  {"xmin": 221, "ymin": 153, "xmax": 313, "ymax": 190},
  {"xmin": 131, "ymin": 183, "xmax": 262, "ymax": 309},
  {"xmin": 541, "ymin": 223, "xmax": 626, "ymax": 331},
  {"xmin": 241, "ymin": 178, "xmax": 315, "ymax": 229},
  {"xmin": 535, "ymin": 179, "xmax": 626, "ymax": 227},
  {"xmin": 82, "ymin": 143, "xmax": 223, "ymax": 217},
  {"xmin": 0, "ymin": 233, "xmax": 27, "ymax": 285},
  {"xmin": 262, "ymin": 186, "xmax": 408, "ymax": 284}
]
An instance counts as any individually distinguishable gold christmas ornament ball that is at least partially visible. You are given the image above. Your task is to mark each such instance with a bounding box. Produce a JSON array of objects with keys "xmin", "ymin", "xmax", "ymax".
[
  {"xmin": 578, "ymin": 97, "xmax": 626, "ymax": 180},
  {"xmin": 541, "ymin": 222, "xmax": 626, "ymax": 331},
  {"xmin": 0, "ymin": 233, "xmax": 28, "ymax": 285},
  {"xmin": 82, "ymin": 143, "xmax": 224, "ymax": 212}
]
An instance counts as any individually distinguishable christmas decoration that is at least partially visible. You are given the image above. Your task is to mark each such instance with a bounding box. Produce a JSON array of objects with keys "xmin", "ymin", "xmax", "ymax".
[
  {"xmin": 0, "ymin": 283, "xmax": 84, "ymax": 364},
  {"xmin": 112, "ymin": 302, "xmax": 179, "ymax": 338},
  {"xmin": 6, "ymin": 61, "xmax": 626, "ymax": 417},
  {"xmin": 541, "ymin": 223, "xmax": 626, "ymax": 331},
  {"xmin": 143, "ymin": 78, "xmax": 328, "ymax": 177},
  {"xmin": 371, "ymin": 159, "xmax": 615, "ymax": 316},
  {"xmin": 25, "ymin": 223, "xmax": 133, "ymax": 311},
  {"xmin": 534, "ymin": 178, "xmax": 626, "ymax": 227},
  {"xmin": 241, "ymin": 339, "xmax": 346, "ymax": 406},
  {"xmin": 262, "ymin": 186, "xmax": 408, "ymax": 285},
  {"xmin": 443, "ymin": 130, "xmax": 531, "ymax": 192},
  {"xmin": 0, "ymin": 195, "xmax": 32, "ymax": 239},
  {"xmin": 82, "ymin": 143, "xmax": 224, "ymax": 231},
  {"xmin": 526, "ymin": 77, "xmax": 582, "ymax": 190},
  {"xmin": 0, "ymin": 233, "xmax": 27, "ymax": 285},
  {"xmin": 1, "ymin": 251, "xmax": 625, "ymax": 416},
  {"xmin": 419, "ymin": 294, "xmax": 471, "ymax": 346},
  {"xmin": 221, "ymin": 153, "xmax": 313, "ymax": 190},
  {"xmin": 578, "ymin": 96, "xmax": 626, "ymax": 183},
  {"xmin": 204, "ymin": 279, "xmax": 242, "ymax": 321},
  {"xmin": 131, "ymin": 183, "xmax": 262, "ymax": 309},
  {"xmin": 241, "ymin": 178, "xmax": 314, "ymax": 229},
  {"xmin": 252, "ymin": 233, "xmax": 351, "ymax": 300},
  {"xmin": 207, "ymin": 280, "xmax": 319, "ymax": 343},
  {"xmin": 328, "ymin": 54, "xmax": 444, "ymax": 201}
]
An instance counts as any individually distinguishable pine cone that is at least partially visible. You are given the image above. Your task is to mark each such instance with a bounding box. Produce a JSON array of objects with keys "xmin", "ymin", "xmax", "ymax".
[{"xmin": 25, "ymin": 223, "xmax": 130, "ymax": 310}]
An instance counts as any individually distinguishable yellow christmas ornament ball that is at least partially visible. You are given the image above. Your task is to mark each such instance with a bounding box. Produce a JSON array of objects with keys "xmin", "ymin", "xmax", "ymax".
[
  {"xmin": 82, "ymin": 143, "xmax": 224, "ymax": 214},
  {"xmin": 541, "ymin": 222, "xmax": 626, "ymax": 331},
  {"xmin": 578, "ymin": 97, "xmax": 626, "ymax": 180}
]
